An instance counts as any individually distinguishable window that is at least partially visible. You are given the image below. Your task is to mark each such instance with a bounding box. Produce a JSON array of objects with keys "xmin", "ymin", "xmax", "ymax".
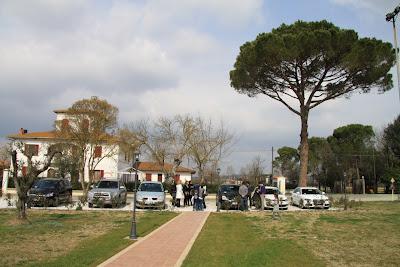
[
  {"xmin": 82, "ymin": 119, "xmax": 89, "ymax": 130},
  {"xmin": 146, "ymin": 173, "xmax": 152, "ymax": 181},
  {"xmin": 61, "ymin": 119, "xmax": 69, "ymax": 129},
  {"xmin": 94, "ymin": 146, "xmax": 102, "ymax": 158},
  {"xmin": 124, "ymin": 152, "xmax": 131, "ymax": 162},
  {"xmin": 91, "ymin": 170, "xmax": 104, "ymax": 181},
  {"xmin": 158, "ymin": 174, "xmax": 163, "ymax": 182},
  {"xmin": 25, "ymin": 144, "xmax": 39, "ymax": 156}
]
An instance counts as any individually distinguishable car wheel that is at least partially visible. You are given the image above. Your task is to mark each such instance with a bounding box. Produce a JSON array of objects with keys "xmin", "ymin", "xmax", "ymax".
[
  {"xmin": 53, "ymin": 197, "xmax": 60, "ymax": 207},
  {"xmin": 67, "ymin": 193, "xmax": 73, "ymax": 204},
  {"xmin": 88, "ymin": 203, "xmax": 93, "ymax": 208},
  {"xmin": 253, "ymin": 196, "xmax": 261, "ymax": 209},
  {"xmin": 222, "ymin": 201, "xmax": 231, "ymax": 210},
  {"xmin": 299, "ymin": 200, "xmax": 304, "ymax": 209}
]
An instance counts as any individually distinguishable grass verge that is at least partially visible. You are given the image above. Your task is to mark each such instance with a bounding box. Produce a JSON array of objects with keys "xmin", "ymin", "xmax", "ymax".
[
  {"xmin": 0, "ymin": 209, "xmax": 176, "ymax": 267},
  {"xmin": 184, "ymin": 202, "xmax": 400, "ymax": 267}
]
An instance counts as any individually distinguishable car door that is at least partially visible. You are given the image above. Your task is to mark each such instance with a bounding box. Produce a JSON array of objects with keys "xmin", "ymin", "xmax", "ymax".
[
  {"xmin": 292, "ymin": 188, "xmax": 300, "ymax": 205},
  {"xmin": 58, "ymin": 180, "xmax": 67, "ymax": 201},
  {"xmin": 119, "ymin": 182, "xmax": 127, "ymax": 199}
]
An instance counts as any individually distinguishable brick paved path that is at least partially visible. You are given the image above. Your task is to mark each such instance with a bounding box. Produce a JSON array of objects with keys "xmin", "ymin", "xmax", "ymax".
[{"xmin": 98, "ymin": 212, "xmax": 210, "ymax": 267}]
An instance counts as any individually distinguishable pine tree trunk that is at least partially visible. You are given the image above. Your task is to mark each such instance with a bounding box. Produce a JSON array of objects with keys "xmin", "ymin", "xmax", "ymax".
[{"xmin": 299, "ymin": 109, "xmax": 309, "ymax": 187}]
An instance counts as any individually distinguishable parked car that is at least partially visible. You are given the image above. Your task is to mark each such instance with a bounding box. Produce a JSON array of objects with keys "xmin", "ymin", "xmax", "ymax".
[
  {"xmin": 87, "ymin": 179, "xmax": 127, "ymax": 208},
  {"xmin": 216, "ymin": 184, "xmax": 241, "ymax": 210},
  {"xmin": 251, "ymin": 186, "xmax": 289, "ymax": 210},
  {"xmin": 135, "ymin": 181, "xmax": 166, "ymax": 209},
  {"xmin": 291, "ymin": 187, "xmax": 330, "ymax": 209},
  {"xmin": 28, "ymin": 178, "xmax": 72, "ymax": 207}
]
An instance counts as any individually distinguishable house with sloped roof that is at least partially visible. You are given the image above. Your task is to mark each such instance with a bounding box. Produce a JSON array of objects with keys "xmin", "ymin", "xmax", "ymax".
[
  {"xmin": 7, "ymin": 110, "xmax": 195, "ymax": 183},
  {"xmin": 118, "ymin": 162, "xmax": 195, "ymax": 184}
]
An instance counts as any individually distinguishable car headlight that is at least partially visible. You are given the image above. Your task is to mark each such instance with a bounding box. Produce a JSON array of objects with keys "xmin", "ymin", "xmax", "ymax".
[
  {"xmin": 45, "ymin": 192, "xmax": 54, "ymax": 197},
  {"xmin": 221, "ymin": 195, "xmax": 228, "ymax": 201}
]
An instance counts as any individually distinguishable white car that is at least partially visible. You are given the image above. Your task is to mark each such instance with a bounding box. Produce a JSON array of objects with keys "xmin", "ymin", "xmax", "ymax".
[
  {"xmin": 135, "ymin": 181, "xmax": 166, "ymax": 209},
  {"xmin": 252, "ymin": 186, "xmax": 289, "ymax": 210},
  {"xmin": 291, "ymin": 187, "xmax": 330, "ymax": 209}
]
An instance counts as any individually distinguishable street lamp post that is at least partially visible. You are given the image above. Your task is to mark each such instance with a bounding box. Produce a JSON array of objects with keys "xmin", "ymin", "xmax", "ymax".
[
  {"xmin": 217, "ymin": 168, "xmax": 221, "ymax": 184},
  {"xmin": 130, "ymin": 152, "xmax": 140, "ymax": 240},
  {"xmin": 386, "ymin": 5, "xmax": 400, "ymax": 103},
  {"xmin": 343, "ymin": 172, "xmax": 348, "ymax": 210}
]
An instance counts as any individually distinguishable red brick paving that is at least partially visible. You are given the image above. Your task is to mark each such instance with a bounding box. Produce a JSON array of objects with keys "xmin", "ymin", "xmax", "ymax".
[{"xmin": 99, "ymin": 212, "xmax": 210, "ymax": 267}]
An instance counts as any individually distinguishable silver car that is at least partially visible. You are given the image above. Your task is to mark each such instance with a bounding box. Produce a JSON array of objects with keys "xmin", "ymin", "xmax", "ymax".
[
  {"xmin": 87, "ymin": 179, "xmax": 127, "ymax": 208},
  {"xmin": 135, "ymin": 181, "xmax": 166, "ymax": 209}
]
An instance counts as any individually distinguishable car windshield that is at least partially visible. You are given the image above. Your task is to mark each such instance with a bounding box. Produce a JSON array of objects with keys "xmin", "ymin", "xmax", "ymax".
[
  {"xmin": 97, "ymin": 181, "xmax": 119, "ymax": 189},
  {"xmin": 266, "ymin": 188, "xmax": 280, "ymax": 194},
  {"xmin": 220, "ymin": 185, "xmax": 239, "ymax": 193},
  {"xmin": 33, "ymin": 180, "xmax": 57, "ymax": 189},
  {"xmin": 302, "ymin": 188, "xmax": 321, "ymax": 194},
  {"xmin": 139, "ymin": 183, "xmax": 163, "ymax": 192}
]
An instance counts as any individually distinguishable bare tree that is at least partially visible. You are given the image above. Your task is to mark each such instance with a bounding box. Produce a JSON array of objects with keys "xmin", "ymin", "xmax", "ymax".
[
  {"xmin": 0, "ymin": 142, "xmax": 10, "ymax": 161},
  {"xmin": 246, "ymin": 155, "xmax": 266, "ymax": 185},
  {"xmin": 188, "ymin": 117, "xmax": 234, "ymax": 182},
  {"xmin": 56, "ymin": 96, "xmax": 119, "ymax": 197},
  {"xmin": 11, "ymin": 142, "xmax": 61, "ymax": 220},
  {"xmin": 120, "ymin": 115, "xmax": 196, "ymax": 181}
]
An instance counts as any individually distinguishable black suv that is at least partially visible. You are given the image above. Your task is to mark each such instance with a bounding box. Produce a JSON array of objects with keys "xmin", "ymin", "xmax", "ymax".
[
  {"xmin": 28, "ymin": 178, "xmax": 72, "ymax": 207},
  {"xmin": 216, "ymin": 184, "xmax": 241, "ymax": 211}
]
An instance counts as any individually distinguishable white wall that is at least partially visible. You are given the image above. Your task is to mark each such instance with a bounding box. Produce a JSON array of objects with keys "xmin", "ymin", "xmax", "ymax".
[{"xmin": 12, "ymin": 140, "xmax": 52, "ymax": 178}]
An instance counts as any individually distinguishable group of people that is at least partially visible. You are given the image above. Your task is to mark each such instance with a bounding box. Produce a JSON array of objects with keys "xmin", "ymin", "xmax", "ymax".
[
  {"xmin": 239, "ymin": 181, "xmax": 281, "ymax": 219},
  {"xmin": 170, "ymin": 180, "xmax": 207, "ymax": 211}
]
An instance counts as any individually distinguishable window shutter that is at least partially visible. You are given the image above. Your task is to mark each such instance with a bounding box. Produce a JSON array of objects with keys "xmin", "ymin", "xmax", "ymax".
[
  {"xmin": 94, "ymin": 146, "xmax": 102, "ymax": 158},
  {"xmin": 62, "ymin": 119, "xmax": 69, "ymax": 129},
  {"xmin": 100, "ymin": 170, "xmax": 104, "ymax": 178},
  {"xmin": 22, "ymin": 166, "xmax": 27, "ymax": 176}
]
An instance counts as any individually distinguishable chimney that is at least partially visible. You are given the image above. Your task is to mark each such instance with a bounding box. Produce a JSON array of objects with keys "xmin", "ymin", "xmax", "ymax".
[{"xmin": 19, "ymin": 128, "xmax": 28, "ymax": 135}]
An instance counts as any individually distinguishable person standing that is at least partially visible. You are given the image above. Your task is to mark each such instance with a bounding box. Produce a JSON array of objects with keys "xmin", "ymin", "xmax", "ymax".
[
  {"xmin": 175, "ymin": 180, "xmax": 184, "ymax": 208},
  {"xmin": 272, "ymin": 191, "xmax": 281, "ymax": 220},
  {"xmin": 183, "ymin": 181, "xmax": 189, "ymax": 207},
  {"xmin": 202, "ymin": 183, "xmax": 207, "ymax": 209},
  {"xmin": 239, "ymin": 181, "xmax": 249, "ymax": 211},
  {"xmin": 188, "ymin": 180, "xmax": 193, "ymax": 206},
  {"xmin": 259, "ymin": 183, "xmax": 266, "ymax": 211}
]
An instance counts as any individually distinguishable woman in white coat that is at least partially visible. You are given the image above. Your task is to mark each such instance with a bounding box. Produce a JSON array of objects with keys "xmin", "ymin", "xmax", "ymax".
[{"xmin": 175, "ymin": 180, "xmax": 184, "ymax": 207}]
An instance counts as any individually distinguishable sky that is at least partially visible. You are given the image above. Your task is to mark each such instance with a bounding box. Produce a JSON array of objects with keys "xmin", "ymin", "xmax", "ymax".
[{"xmin": 0, "ymin": 0, "xmax": 399, "ymax": 174}]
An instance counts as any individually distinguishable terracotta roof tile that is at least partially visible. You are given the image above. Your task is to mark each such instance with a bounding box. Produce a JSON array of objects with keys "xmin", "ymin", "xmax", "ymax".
[
  {"xmin": 137, "ymin": 162, "xmax": 195, "ymax": 174},
  {"xmin": 7, "ymin": 131, "xmax": 56, "ymax": 140}
]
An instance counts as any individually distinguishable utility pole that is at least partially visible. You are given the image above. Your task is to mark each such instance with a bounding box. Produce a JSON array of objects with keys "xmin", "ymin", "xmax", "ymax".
[{"xmin": 271, "ymin": 146, "xmax": 274, "ymax": 186}]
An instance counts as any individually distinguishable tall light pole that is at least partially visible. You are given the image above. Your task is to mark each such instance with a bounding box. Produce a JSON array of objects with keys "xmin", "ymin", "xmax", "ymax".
[
  {"xmin": 217, "ymin": 167, "xmax": 221, "ymax": 184},
  {"xmin": 386, "ymin": 5, "xmax": 400, "ymax": 102},
  {"xmin": 130, "ymin": 152, "xmax": 140, "ymax": 240}
]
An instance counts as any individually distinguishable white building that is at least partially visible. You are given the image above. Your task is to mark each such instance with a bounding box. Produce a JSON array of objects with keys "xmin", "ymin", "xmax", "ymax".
[{"xmin": 6, "ymin": 110, "xmax": 195, "ymax": 184}]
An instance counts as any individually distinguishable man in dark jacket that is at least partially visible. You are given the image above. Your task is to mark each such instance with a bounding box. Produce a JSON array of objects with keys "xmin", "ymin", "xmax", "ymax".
[{"xmin": 238, "ymin": 181, "xmax": 248, "ymax": 211}]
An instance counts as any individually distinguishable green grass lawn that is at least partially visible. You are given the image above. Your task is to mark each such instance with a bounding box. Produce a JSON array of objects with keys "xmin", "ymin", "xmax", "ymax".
[
  {"xmin": 183, "ymin": 202, "xmax": 400, "ymax": 267},
  {"xmin": 0, "ymin": 209, "xmax": 177, "ymax": 267}
]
